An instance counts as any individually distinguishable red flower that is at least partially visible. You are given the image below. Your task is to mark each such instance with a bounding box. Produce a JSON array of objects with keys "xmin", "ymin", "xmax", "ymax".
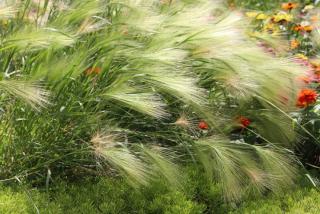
[
  {"xmin": 198, "ymin": 121, "xmax": 209, "ymax": 130},
  {"xmin": 239, "ymin": 116, "xmax": 251, "ymax": 128},
  {"xmin": 85, "ymin": 67, "xmax": 102, "ymax": 75},
  {"xmin": 296, "ymin": 89, "xmax": 318, "ymax": 108}
]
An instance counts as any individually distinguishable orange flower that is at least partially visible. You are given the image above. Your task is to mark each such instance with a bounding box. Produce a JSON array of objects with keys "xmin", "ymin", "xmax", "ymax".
[
  {"xmin": 238, "ymin": 116, "xmax": 251, "ymax": 128},
  {"xmin": 290, "ymin": 39, "xmax": 299, "ymax": 49},
  {"xmin": 281, "ymin": 2, "xmax": 298, "ymax": 10},
  {"xmin": 293, "ymin": 24, "xmax": 304, "ymax": 32},
  {"xmin": 313, "ymin": 65, "xmax": 320, "ymax": 73},
  {"xmin": 85, "ymin": 67, "xmax": 102, "ymax": 75},
  {"xmin": 198, "ymin": 121, "xmax": 209, "ymax": 130},
  {"xmin": 310, "ymin": 61, "xmax": 320, "ymax": 67},
  {"xmin": 293, "ymin": 25, "xmax": 314, "ymax": 33},
  {"xmin": 303, "ymin": 25, "xmax": 313, "ymax": 33},
  {"xmin": 310, "ymin": 61, "xmax": 320, "ymax": 73},
  {"xmin": 311, "ymin": 15, "xmax": 318, "ymax": 23},
  {"xmin": 296, "ymin": 89, "xmax": 318, "ymax": 108}
]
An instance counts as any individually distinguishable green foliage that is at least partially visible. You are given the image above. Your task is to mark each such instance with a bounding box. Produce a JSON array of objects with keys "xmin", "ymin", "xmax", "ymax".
[
  {"xmin": 229, "ymin": 0, "xmax": 284, "ymax": 11},
  {"xmin": 0, "ymin": 0, "xmax": 315, "ymax": 202},
  {"xmin": 231, "ymin": 188, "xmax": 320, "ymax": 214},
  {"xmin": 148, "ymin": 192, "xmax": 205, "ymax": 214},
  {"xmin": 0, "ymin": 177, "xmax": 206, "ymax": 214},
  {"xmin": 0, "ymin": 185, "xmax": 60, "ymax": 214},
  {"xmin": 241, "ymin": 0, "xmax": 320, "ymax": 171},
  {"xmin": 229, "ymin": 0, "xmax": 314, "ymax": 11},
  {"xmin": 0, "ymin": 175, "xmax": 318, "ymax": 214}
]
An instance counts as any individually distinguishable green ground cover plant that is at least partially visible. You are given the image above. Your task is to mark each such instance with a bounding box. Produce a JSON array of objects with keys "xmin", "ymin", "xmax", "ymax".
[
  {"xmin": 0, "ymin": 176, "xmax": 318, "ymax": 214},
  {"xmin": 231, "ymin": 188, "xmax": 320, "ymax": 214}
]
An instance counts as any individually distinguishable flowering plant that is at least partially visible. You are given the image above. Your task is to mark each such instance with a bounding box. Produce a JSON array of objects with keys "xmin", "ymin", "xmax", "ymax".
[
  {"xmin": 0, "ymin": 0, "xmax": 317, "ymax": 202},
  {"xmin": 243, "ymin": 1, "xmax": 320, "ymax": 171}
]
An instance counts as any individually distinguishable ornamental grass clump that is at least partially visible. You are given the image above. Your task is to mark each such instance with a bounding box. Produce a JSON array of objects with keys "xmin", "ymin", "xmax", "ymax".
[{"xmin": 0, "ymin": 0, "xmax": 313, "ymax": 201}]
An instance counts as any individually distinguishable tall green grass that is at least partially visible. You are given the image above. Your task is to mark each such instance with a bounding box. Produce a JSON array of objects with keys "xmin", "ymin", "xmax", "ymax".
[{"xmin": 0, "ymin": 0, "xmax": 314, "ymax": 202}]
